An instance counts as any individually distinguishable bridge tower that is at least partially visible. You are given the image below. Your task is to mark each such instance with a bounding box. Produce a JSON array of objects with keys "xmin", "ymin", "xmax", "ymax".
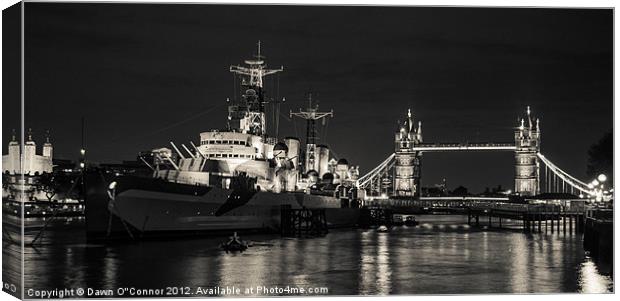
[
  {"xmin": 393, "ymin": 109, "xmax": 423, "ymax": 198},
  {"xmin": 514, "ymin": 106, "xmax": 540, "ymax": 196}
]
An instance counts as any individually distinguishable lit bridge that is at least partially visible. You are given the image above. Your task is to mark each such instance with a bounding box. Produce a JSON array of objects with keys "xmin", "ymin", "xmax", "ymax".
[{"xmin": 355, "ymin": 107, "xmax": 611, "ymax": 203}]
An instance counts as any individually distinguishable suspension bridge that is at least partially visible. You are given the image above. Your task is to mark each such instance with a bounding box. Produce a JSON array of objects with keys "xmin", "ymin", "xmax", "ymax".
[{"xmin": 355, "ymin": 107, "xmax": 611, "ymax": 204}]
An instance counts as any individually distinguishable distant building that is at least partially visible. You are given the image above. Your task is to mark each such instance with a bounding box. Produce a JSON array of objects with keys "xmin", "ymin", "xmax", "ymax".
[{"xmin": 2, "ymin": 129, "xmax": 53, "ymax": 175}]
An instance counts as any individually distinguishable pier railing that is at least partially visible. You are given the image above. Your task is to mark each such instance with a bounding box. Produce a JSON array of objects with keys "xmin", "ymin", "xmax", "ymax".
[
  {"xmin": 364, "ymin": 197, "xmax": 588, "ymax": 215},
  {"xmin": 468, "ymin": 202, "xmax": 586, "ymax": 214}
]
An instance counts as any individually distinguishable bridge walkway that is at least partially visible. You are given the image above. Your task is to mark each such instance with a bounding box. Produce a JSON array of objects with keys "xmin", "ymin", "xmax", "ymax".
[{"xmin": 363, "ymin": 197, "xmax": 587, "ymax": 233}]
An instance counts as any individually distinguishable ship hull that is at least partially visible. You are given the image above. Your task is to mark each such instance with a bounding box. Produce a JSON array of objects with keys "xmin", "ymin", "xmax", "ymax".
[{"xmin": 85, "ymin": 173, "xmax": 359, "ymax": 240}]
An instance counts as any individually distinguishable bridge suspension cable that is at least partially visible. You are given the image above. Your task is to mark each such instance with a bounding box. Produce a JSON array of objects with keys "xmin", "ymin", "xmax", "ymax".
[
  {"xmin": 356, "ymin": 152, "xmax": 599, "ymax": 199},
  {"xmin": 537, "ymin": 153, "xmax": 593, "ymax": 196},
  {"xmin": 356, "ymin": 153, "xmax": 395, "ymax": 189}
]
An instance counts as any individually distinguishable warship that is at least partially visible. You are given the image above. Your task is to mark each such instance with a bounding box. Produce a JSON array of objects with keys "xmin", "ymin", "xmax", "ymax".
[{"xmin": 86, "ymin": 43, "xmax": 362, "ymax": 239}]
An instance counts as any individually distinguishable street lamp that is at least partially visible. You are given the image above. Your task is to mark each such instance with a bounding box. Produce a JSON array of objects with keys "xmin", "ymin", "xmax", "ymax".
[{"xmin": 597, "ymin": 174, "xmax": 607, "ymax": 183}]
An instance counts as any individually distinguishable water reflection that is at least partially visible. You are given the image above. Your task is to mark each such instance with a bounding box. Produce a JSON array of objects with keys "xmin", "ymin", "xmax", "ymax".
[
  {"xmin": 376, "ymin": 233, "xmax": 391, "ymax": 294},
  {"xmin": 579, "ymin": 260, "xmax": 613, "ymax": 293},
  {"xmin": 358, "ymin": 230, "xmax": 375, "ymax": 294},
  {"xmin": 3, "ymin": 216, "xmax": 613, "ymax": 296}
]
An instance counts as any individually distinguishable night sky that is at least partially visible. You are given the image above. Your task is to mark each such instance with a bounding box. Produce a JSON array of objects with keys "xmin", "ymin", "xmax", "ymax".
[{"xmin": 3, "ymin": 3, "xmax": 613, "ymax": 192}]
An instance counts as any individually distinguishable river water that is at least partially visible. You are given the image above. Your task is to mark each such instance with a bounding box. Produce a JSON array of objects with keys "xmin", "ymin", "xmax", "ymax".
[{"xmin": 3, "ymin": 215, "xmax": 613, "ymax": 297}]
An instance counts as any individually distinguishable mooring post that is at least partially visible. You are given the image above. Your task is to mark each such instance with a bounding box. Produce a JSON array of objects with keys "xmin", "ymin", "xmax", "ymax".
[
  {"xmin": 563, "ymin": 212, "xmax": 566, "ymax": 234},
  {"xmin": 551, "ymin": 214, "xmax": 554, "ymax": 233}
]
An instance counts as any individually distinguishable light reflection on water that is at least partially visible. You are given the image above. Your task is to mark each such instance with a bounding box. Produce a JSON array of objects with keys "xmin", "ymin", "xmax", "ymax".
[{"xmin": 5, "ymin": 215, "xmax": 613, "ymax": 296}]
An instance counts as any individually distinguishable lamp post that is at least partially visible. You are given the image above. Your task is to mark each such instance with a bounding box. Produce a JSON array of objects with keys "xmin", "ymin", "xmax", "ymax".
[{"xmin": 588, "ymin": 174, "xmax": 611, "ymax": 205}]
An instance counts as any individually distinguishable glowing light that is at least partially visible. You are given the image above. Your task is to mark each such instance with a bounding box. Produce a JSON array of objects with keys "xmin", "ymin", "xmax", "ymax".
[
  {"xmin": 79, "ymin": 162, "xmax": 85, "ymax": 168},
  {"xmin": 80, "ymin": 149, "xmax": 86, "ymax": 155},
  {"xmin": 597, "ymin": 174, "xmax": 607, "ymax": 182},
  {"xmin": 108, "ymin": 181, "xmax": 117, "ymax": 190},
  {"xmin": 578, "ymin": 260, "xmax": 612, "ymax": 293},
  {"xmin": 579, "ymin": 194, "xmax": 584, "ymax": 198},
  {"xmin": 592, "ymin": 179, "xmax": 599, "ymax": 186}
]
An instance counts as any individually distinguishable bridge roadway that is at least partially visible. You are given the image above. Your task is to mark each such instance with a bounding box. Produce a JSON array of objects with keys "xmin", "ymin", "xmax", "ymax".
[{"xmin": 411, "ymin": 142, "xmax": 516, "ymax": 152}]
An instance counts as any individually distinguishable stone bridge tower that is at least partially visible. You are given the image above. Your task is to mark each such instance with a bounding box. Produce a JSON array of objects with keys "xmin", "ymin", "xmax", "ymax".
[
  {"xmin": 514, "ymin": 106, "xmax": 540, "ymax": 196},
  {"xmin": 393, "ymin": 109, "xmax": 422, "ymax": 198}
]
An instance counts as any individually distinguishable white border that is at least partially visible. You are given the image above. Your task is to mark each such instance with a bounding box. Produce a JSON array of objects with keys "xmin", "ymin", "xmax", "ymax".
[{"xmin": 0, "ymin": 1, "xmax": 617, "ymax": 301}]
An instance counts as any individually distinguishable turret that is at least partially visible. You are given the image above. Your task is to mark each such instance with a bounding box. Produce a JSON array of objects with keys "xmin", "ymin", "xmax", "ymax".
[
  {"xmin": 42, "ymin": 130, "xmax": 53, "ymax": 160},
  {"xmin": 416, "ymin": 121, "xmax": 423, "ymax": 142},
  {"xmin": 24, "ymin": 128, "xmax": 36, "ymax": 174},
  {"xmin": 5, "ymin": 129, "xmax": 20, "ymax": 174},
  {"xmin": 395, "ymin": 108, "xmax": 422, "ymax": 150}
]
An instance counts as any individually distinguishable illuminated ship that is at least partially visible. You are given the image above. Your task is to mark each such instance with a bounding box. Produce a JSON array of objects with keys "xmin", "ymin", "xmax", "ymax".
[{"xmin": 88, "ymin": 43, "xmax": 362, "ymax": 239}]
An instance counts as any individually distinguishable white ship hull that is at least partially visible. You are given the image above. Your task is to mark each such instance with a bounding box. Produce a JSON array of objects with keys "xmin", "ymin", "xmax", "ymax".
[
  {"xmin": 105, "ymin": 182, "xmax": 359, "ymax": 236},
  {"xmin": 87, "ymin": 173, "xmax": 359, "ymax": 238}
]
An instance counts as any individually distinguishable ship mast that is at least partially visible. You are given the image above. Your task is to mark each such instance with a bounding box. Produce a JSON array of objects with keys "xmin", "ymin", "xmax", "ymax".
[
  {"xmin": 290, "ymin": 93, "xmax": 333, "ymax": 173},
  {"xmin": 229, "ymin": 41, "xmax": 283, "ymax": 91},
  {"xmin": 228, "ymin": 41, "xmax": 284, "ymax": 137}
]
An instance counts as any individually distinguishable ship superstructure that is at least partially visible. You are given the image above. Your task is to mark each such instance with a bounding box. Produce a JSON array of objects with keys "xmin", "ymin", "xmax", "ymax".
[{"xmin": 149, "ymin": 43, "xmax": 359, "ymax": 197}]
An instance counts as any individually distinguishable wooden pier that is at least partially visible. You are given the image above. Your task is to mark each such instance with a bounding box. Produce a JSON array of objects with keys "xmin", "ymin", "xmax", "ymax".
[
  {"xmin": 280, "ymin": 205, "xmax": 328, "ymax": 237},
  {"xmin": 466, "ymin": 203, "xmax": 585, "ymax": 234}
]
